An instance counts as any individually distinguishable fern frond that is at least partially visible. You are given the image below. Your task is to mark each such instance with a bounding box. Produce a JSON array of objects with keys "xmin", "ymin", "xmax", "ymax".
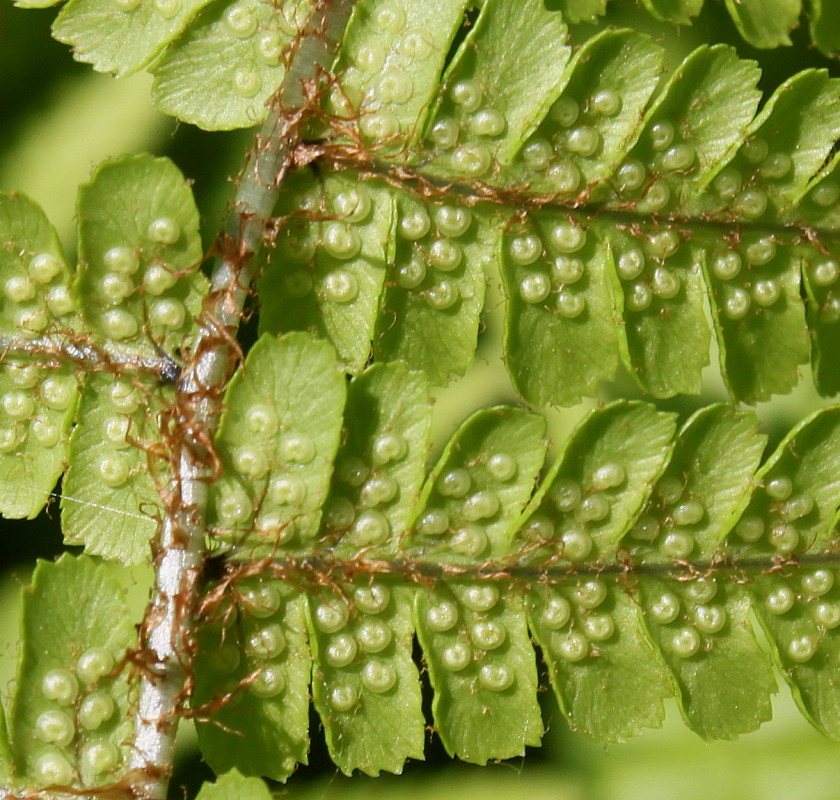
[
  {"xmin": 0, "ymin": 155, "xmax": 205, "ymax": 558},
  {"xmin": 6, "ymin": 555, "xmax": 137, "ymax": 789},
  {"xmin": 251, "ymin": 2, "xmax": 840, "ymax": 406},
  {"xmin": 178, "ymin": 330, "xmax": 840, "ymax": 778}
]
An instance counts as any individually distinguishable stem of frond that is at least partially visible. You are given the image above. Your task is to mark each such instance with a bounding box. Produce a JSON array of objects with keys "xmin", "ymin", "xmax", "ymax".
[{"xmin": 126, "ymin": 3, "xmax": 355, "ymax": 798}]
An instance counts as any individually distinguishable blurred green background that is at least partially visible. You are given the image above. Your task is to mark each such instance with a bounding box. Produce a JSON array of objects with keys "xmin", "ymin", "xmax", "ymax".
[{"xmin": 3, "ymin": 1, "xmax": 840, "ymax": 797}]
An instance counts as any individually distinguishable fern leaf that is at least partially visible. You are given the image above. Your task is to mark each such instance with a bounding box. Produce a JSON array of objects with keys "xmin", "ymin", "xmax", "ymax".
[
  {"xmin": 330, "ymin": 0, "xmax": 470, "ymax": 155},
  {"xmin": 191, "ymin": 335, "xmax": 840, "ymax": 771},
  {"xmin": 321, "ymin": 361, "xmax": 432, "ymax": 561},
  {"xmin": 373, "ymin": 197, "xmax": 490, "ymax": 384},
  {"xmin": 0, "ymin": 195, "xmax": 78, "ymax": 518},
  {"xmin": 9, "ymin": 555, "xmax": 136, "ymax": 789},
  {"xmin": 209, "ymin": 333, "xmax": 346, "ymax": 556},
  {"xmin": 194, "ymin": 579, "xmax": 311, "ymax": 782},
  {"xmin": 61, "ymin": 373, "xmax": 167, "ymax": 564},
  {"xmin": 512, "ymin": 29, "xmax": 664, "ymax": 195},
  {"xmin": 639, "ymin": 0, "xmax": 703, "ymax": 24},
  {"xmin": 307, "ymin": 582, "xmax": 424, "ymax": 775},
  {"xmin": 723, "ymin": 0, "xmax": 801, "ymax": 48},
  {"xmin": 519, "ymin": 402, "xmax": 676, "ymax": 740},
  {"xmin": 406, "ymin": 407, "xmax": 547, "ymax": 564},
  {"xmin": 501, "ymin": 212, "xmax": 620, "ymax": 406},
  {"xmin": 810, "ymin": 0, "xmax": 840, "ymax": 57},
  {"xmin": 76, "ymin": 154, "xmax": 207, "ymax": 356},
  {"xmin": 631, "ymin": 407, "xmax": 774, "ymax": 738},
  {"xmin": 52, "ymin": 0, "xmax": 214, "ymax": 76},
  {"xmin": 416, "ymin": 582, "xmax": 542, "ymax": 762},
  {"xmin": 408, "ymin": 408, "xmax": 547, "ymax": 761},
  {"xmin": 422, "ymin": 0, "xmax": 571, "ymax": 179},
  {"xmin": 554, "ymin": 0, "xmax": 607, "ymax": 24},
  {"xmin": 151, "ymin": 0, "xmax": 308, "ymax": 130},
  {"xmin": 259, "ymin": 171, "xmax": 394, "ymax": 375},
  {"xmin": 735, "ymin": 409, "xmax": 840, "ymax": 737}
]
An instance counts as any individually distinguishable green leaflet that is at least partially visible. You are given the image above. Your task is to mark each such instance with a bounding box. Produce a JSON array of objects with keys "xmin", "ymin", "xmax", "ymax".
[
  {"xmin": 613, "ymin": 45, "xmax": 762, "ymax": 211},
  {"xmin": 0, "ymin": 194, "xmax": 77, "ymax": 340},
  {"xmin": 724, "ymin": 0, "xmax": 800, "ymax": 48},
  {"xmin": 331, "ymin": 0, "xmax": 469, "ymax": 155},
  {"xmin": 61, "ymin": 373, "xmax": 166, "ymax": 565},
  {"xmin": 195, "ymin": 769, "xmax": 273, "ymax": 800},
  {"xmin": 514, "ymin": 29, "xmax": 664, "ymax": 197},
  {"xmin": 259, "ymin": 171, "xmax": 393, "ymax": 375},
  {"xmin": 53, "ymin": 0, "xmax": 214, "ymax": 76},
  {"xmin": 552, "ymin": 0, "xmax": 607, "ymax": 23},
  {"xmin": 731, "ymin": 407, "xmax": 840, "ymax": 736},
  {"xmin": 802, "ymin": 243, "xmax": 840, "ymax": 396},
  {"xmin": 0, "ymin": 195, "xmax": 77, "ymax": 519},
  {"xmin": 529, "ymin": 581, "xmax": 670, "ymax": 742},
  {"xmin": 502, "ymin": 213, "xmax": 619, "ymax": 407},
  {"xmin": 76, "ymin": 154, "xmax": 207, "ymax": 356},
  {"xmin": 194, "ymin": 578, "xmax": 310, "ymax": 782},
  {"xmin": 374, "ymin": 197, "xmax": 490, "ymax": 385},
  {"xmin": 416, "ymin": 582, "xmax": 542, "ymax": 762},
  {"xmin": 152, "ymin": 0, "xmax": 309, "ymax": 130},
  {"xmin": 10, "ymin": 555, "xmax": 136, "ymax": 789},
  {"xmin": 307, "ymin": 582, "xmax": 424, "ymax": 775},
  {"xmin": 405, "ymin": 406, "xmax": 547, "ymax": 564},
  {"xmin": 731, "ymin": 71, "xmax": 840, "ymax": 213},
  {"xmin": 630, "ymin": 407, "xmax": 774, "ymax": 739},
  {"xmin": 730, "ymin": 407, "xmax": 840, "ymax": 561},
  {"xmin": 608, "ymin": 225, "xmax": 709, "ymax": 397},
  {"xmin": 208, "ymin": 332, "xmax": 346, "ymax": 557},
  {"xmin": 408, "ymin": 408, "xmax": 546, "ymax": 761},
  {"xmin": 0, "ymin": 362, "xmax": 79, "ymax": 520},
  {"xmin": 629, "ymin": 405, "xmax": 767, "ymax": 558},
  {"xmin": 703, "ymin": 229, "xmax": 809, "ymax": 404},
  {"xmin": 423, "ymin": 0, "xmax": 571, "ymax": 178},
  {"xmin": 517, "ymin": 400, "xmax": 676, "ymax": 565},
  {"xmin": 638, "ymin": 578, "xmax": 776, "ymax": 740},
  {"xmin": 518, "ymin": 402, "xmax": 675, "ymax": 740},
  {"xmin": 322, "ymin": 362, "xmax": 432, "ymax": 561},
  {"xmin": 752, "ymin": 567, "xmax": 840, "ymax": 739}
]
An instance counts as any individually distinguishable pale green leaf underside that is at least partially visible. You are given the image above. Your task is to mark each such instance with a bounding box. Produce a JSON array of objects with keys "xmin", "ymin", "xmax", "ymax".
[
  {"xmin": 14, "ymin": 0, "xmax": 840, "ymax": 124},
  {"xmin": 10, "ymin": 555, "xmax": 136, "ymax": 789},
  {"xmin": 259, "ymin": 170, "xmax": 394, "ymax": 375},
  {"xmin": 331, "ymin": 0, "xmax": 469, "ymax": 155},
  {"xmin": 13, "ymin": 0, "xmax": 840, "ymax": 407},
  {"xmin": 61, "ymin": 373, "xmax": 165, "ymax": 564},
  {"xmin": 308, "ymin": 582, "xmax": 424, "ymax": 775},
  {"xmin": 53, "ymin": 0, "xmax": 214, "ymax": 76},
  {"xmin": 321, "ymin": 361, "xmax": 432, "ymax": 562},
  {"xmin": 208, "ymin": 332, "xmax": 346, "ymax": 557},
  {"xmin": 76, "ymin": 154, "xmax": 206, "ymax": 356},
  {"xmin": 152, "ymin": 0, "xmax": 308, "ymax": 130},
  {"xmin": 0, "ymin": 195, "xmax": 76, "ymax": 519},
  {"xmin": 194, "ymin": 580, "xmax": 311, "ymax": 782}
]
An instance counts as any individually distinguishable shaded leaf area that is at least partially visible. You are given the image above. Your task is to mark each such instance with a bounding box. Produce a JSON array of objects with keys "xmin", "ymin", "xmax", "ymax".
[
  {"xmin": 250, "ymin": 3, "xmax": 840, "ymax": 406},
  {"xmin": 0, "ymin": 154, "xmax": 205, "ymax": 552},
  {"xmin": 193, "ymin": 330, "xmax": 840, "ymax": 780},
  {"xmin": 4, "ymin": 555, "xmax": 137, "ymax": 792}
]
